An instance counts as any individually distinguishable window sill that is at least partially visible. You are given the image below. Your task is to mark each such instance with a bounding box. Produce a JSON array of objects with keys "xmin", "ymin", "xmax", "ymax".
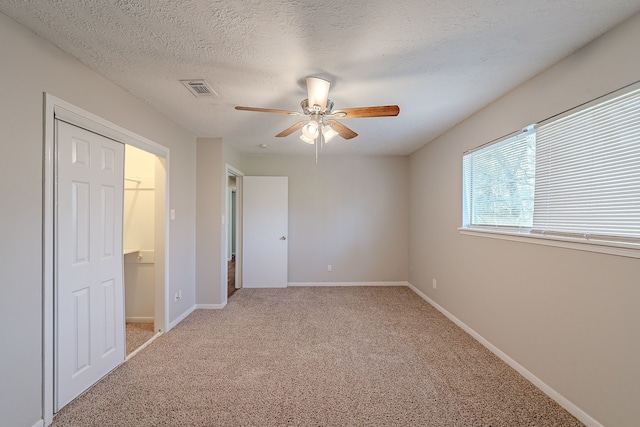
[{"xmin": 458, "ymin": 227, "xmax": 640, "ymax": 259}]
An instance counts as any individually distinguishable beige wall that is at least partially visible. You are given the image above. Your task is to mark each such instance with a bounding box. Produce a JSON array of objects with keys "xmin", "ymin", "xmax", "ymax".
[
  {"xmin": 242, "ymin": 155, "xmax": 409, "ymax": 283},
  {"xmin": 223, "ymin": 139, "xmax": 245, "ymax": 173},
  {"xmin": 0, "ymin": 12, "xmax": 196, "ymax": 427},
  {"xmin": 195, "ymin": 138, "xmax": 245, "ymax": 306},
  {"xmin": 195, "ymin": 150, "xmax": 409, "ymax": 303},
  {"xmin": 195, "ymin": 138, "xmax": 224, "ymax": 305},
  {"xmin": 408, "ymin": 12, "xmax": 640, "ymax": 427}
]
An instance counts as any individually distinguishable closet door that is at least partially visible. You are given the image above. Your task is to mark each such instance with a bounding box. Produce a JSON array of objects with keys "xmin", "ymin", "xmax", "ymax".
[{"xmin": 55, "ymin": 120, "xmax": 125, "ymax": 410}]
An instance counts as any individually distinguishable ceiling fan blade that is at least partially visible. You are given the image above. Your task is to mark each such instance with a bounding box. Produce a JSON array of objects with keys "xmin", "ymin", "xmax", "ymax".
[
  {"xmin": 275, "ymin": 121, "xmax": 306, "ymax": 137},
  {"xmin": 333, "ymin": 105, "xmax": 400, "ymax": 118},
  {"xmin": 326, "ymin": 120, "xmax": 358, "ymax": 140},
  {"xmin": 235, "ymin": 106, "xmax": 300, "ymax": 115}
]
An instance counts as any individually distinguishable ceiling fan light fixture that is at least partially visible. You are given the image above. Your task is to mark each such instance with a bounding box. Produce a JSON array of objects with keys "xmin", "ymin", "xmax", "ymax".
[
  {"xmin": 302, "ymin": 120, "xmax": 319, "ymax": 139},
  {"xmin": 306, "ymin": 77, "xmax": 330, "ymax": 111},
  {"xmin": 322, "ymin": 124, "xmax": 339, "ymax": 143},
  {"xmin": 299, "ymin": 134, "xmax": 315, "ymax": 144}
]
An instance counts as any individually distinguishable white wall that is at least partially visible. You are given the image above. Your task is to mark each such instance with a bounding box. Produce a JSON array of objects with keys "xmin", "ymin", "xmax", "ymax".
[
  {"xmin": 408, "ymin": 12, "xmax": 640, "ymax": 427},
  {"xmin": 242, "ymin": 154, "xmax": 409, "ymax": 283},
  {"xmin": 0, "ymin": 12, "xmax": 196, "ymax": 427}
]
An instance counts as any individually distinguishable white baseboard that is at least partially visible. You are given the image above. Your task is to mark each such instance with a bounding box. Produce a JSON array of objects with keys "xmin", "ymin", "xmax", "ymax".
[
  {"xmin": 406, "ymin": 282, "xmax": 602, "ymax": 427},
  {"xmin": 126, "ymin": 316, "xmax": 154, "ymax": 323},
  {"xmin": 195, "ymin": 303, "xmax": 227, "ymax": 309},
  {"xmin": 288, "ymin": 281, "xmax": 408, "ymax": 287},
  {"xmin": 125, "ymin": 331, "xmax": 162, "ymax": 361},
  {"xmin": 167, "ymin": 303, "xmax": 227, "ymax": 331},
  {"xmin": 32, "ymin": 419, "xmax": 44, "ymax": 427},
  {"xmin": 168, "ymin": 305, "xmax": 196, "ymax": 331}
]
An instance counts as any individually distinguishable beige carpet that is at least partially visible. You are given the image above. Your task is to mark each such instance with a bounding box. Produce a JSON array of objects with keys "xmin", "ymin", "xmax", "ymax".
[
  {"xmin": 53, "ymin": 287, "xmax": 583, "ymax": 426},
  {"xmin": 126, "ymin": 322, "xmax": 155, "ymax": 356}
]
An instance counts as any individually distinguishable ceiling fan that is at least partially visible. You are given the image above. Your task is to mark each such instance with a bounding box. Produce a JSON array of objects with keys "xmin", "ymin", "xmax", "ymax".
[{"xmin": 235, "ymin": 77, "xmax": 400, "ymax": 153}]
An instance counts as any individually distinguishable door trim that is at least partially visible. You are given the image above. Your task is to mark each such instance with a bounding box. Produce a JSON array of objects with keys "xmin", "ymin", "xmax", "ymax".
[
  {"xmin": 43, "ymin": 93, "xmax": 171, "ymax": 424},
  {"xmin": 223, "ymin": 164, "xmax": 244, "ymax": 305}
]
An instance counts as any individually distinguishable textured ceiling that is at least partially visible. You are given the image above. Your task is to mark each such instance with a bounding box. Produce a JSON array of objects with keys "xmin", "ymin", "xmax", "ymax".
[{"xmin": 2, "ymin": 0, "xmax": 640, "ymax": 155}]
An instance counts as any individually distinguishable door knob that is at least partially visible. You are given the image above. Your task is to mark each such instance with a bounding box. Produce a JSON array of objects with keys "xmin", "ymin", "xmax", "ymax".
[{"xmin": 280, "ymin": 236, "xmax": 287, "ymax": 240}]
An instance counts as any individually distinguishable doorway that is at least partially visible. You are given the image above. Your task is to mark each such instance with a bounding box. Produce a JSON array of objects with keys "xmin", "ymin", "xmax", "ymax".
[
  {"xmin": 225, "ymin": 165, "xmax": 244, "ymax": 302},
  {"xmin": 123, "ymin": 145, "xmax": 160, "ymax": 355},
  {"xmin": 43, "ymin": 94, "xmax": 170, "ymax": 423},
  {"xmin": 227, "ymin": 175, "xmax": 237, "ymax": 298}
]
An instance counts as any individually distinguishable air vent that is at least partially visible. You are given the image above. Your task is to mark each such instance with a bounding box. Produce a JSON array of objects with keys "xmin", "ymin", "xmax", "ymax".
[{"xmin": 180, "ymin": 79, "xmax": 219, "ymax": 98}]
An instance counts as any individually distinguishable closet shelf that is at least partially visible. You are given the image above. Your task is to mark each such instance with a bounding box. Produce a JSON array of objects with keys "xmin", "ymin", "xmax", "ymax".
[{"xmin": 123, "ymin": 248, "xmax": 140, "ymax": 255}]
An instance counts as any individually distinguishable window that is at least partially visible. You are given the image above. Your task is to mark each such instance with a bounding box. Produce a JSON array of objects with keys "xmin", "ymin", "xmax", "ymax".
[
  {"xmin": 462, "ymin": 87, "xmax": 640, "ymax": 254},
  {"xmin": 463, "ymin": 126, "xmax": 536, "ymax": 229}
]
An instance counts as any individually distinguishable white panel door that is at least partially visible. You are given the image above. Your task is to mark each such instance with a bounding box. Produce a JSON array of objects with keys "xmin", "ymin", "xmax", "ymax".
[
  {"xmin": 56, "ymin": 120, "xmax": 125, "ymax": 410},
  {"xmin": 243, "ymin": 176, "xmax": 288, "ymax": 288}
]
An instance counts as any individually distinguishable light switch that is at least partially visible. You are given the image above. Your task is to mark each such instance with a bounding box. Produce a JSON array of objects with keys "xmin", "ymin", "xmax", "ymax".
[{"xmin": 170, "ymin": 209, "xmax": 176, "ymax": 220}]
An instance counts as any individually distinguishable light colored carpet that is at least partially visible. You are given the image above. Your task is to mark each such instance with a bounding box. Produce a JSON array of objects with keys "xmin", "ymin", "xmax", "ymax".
[
  {"xmin": 126, "ymin": 322, "xmax": 155, "ymax": 356},
  {"xmin": 53, "ymin": 287, "xmax": 583, "ymax": 426}
]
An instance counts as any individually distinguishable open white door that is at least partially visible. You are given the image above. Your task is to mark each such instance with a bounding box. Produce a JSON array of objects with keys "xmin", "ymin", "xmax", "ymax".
[
  {"xmin": 55, "ymin": 120, "xmax": 125, "ymax": 410},
  {"xmin": 243, "ymin": 176, "xmax": 288, "ymax": 288}
]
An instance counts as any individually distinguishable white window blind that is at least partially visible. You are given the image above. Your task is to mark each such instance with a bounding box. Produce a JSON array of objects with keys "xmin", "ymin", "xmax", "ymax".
[
  {"xmin": 463, "ymin": 127, "xmax": 536, "ymax": 228},
  {"xmin": 533, "ymin": 89, "xmax": 640, "ymax": 241}
]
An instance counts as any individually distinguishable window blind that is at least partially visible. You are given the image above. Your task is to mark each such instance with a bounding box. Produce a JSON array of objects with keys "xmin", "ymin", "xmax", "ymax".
[
  {"xmin": 533, "ymin": 89, "xmax": 640, "ymax": 241},
  {"xmin": 463, "ymin": 127, "xmax": 536, "ymax": 228}
]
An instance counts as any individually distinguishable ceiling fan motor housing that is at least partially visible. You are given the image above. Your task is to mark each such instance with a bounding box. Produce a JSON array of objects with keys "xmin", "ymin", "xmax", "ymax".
[{"xmin": 301, "ymin": 99, "xmax": 334, "ymax": 115}]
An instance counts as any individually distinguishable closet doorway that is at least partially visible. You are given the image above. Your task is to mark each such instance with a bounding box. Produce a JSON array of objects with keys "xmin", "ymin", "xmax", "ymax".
[
  {"xmin": 43, "ymin": 94, "xmax": 170, "ymax": 423},
  {"xmin": 123, "ymin": 145, "xmax": 162, "ymax": 355}
]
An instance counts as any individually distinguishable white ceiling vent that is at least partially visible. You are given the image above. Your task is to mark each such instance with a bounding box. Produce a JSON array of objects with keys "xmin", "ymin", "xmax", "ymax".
[{"xmin": 180, "ymin": 79, "xmax": 219, "ymax": 98}]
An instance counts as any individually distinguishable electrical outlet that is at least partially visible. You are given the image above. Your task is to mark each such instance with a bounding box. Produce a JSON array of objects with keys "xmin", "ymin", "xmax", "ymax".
[
  {"xmin": 432, "ymin": 279, "xmax": 437, "ymax": 289},
  {"xmin": 327, "ymin": 265, "xmax": 332, "ymax": 272}
]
